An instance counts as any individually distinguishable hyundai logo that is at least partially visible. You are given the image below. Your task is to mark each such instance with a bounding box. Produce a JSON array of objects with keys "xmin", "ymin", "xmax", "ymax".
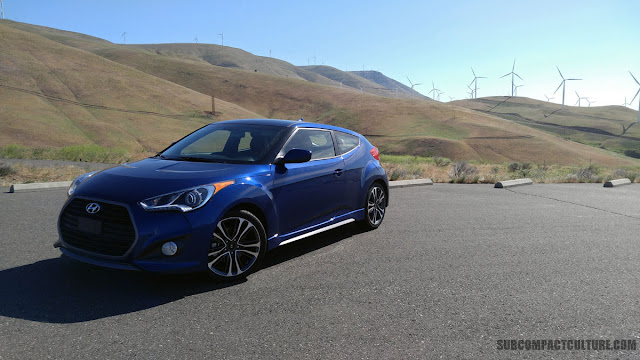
[{"xmin": 85, "ymin": 203, "xmax": 101, "ymax": 214}]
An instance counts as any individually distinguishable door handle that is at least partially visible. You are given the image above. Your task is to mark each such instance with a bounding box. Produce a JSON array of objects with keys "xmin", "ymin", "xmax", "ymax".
[{"xmin": 334, "ymin": 169, "xmax": 344, "ymax": 176}]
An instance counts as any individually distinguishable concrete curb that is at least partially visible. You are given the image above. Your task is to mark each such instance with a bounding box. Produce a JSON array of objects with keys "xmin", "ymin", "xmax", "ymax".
[
  {"xmin": 10, "ymin": 181, "xmax": 72, "ymax": 193},
  {"xmin": 494, "ymin": 178, "xmax": 533, "ymax": 189},
  {"xmin": 7, "ymin": 178, "xmax": 435, "ymax": 193},
  {"xmin": 389, "ymin": 178, "xmax": 433, "ymax": 188},
  {"xmin": 604, "ymin": 178, "xmax": 632, "ymax": 188}
]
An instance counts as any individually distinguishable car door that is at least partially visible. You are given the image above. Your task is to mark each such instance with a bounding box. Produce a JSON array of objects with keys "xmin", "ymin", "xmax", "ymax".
[{"xmin": 271, "ymin": 128, "xmax": 347, "ymax": 236}]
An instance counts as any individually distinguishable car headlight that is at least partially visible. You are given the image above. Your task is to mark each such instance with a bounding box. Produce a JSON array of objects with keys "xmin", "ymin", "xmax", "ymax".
[
  {"xmin": 68, "ymin": 171, "xmax": 99, "ymax": 197},
  {"xmin": 138, "ymin": 181, "xmax": 234, "ymax": 212}
]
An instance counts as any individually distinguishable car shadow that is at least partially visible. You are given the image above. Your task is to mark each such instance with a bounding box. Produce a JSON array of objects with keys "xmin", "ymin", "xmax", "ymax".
[
  {"xmin": 0, "ymin": 224, "xmax": 366, "ymax": 324},
  {"xmin": 262, "ymin": 223, "xmax": 366, "ymax": 269}
]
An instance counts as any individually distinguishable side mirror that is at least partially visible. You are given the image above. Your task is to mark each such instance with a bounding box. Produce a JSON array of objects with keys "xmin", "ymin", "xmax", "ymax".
[{"xmin": 274, "ymin": 149, "xmax": 312, "ymax": 165}]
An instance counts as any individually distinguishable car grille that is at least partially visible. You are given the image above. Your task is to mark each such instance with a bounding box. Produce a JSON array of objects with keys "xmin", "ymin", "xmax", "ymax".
[{"xmin": 59, "ymin": 198, "xmax": 136, "ymax": 257}]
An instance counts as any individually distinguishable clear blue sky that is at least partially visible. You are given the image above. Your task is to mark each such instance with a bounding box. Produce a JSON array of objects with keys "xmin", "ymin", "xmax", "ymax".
[{"xmin": 4, "ymin": 0, "xmax": 640, "ymax": 107}]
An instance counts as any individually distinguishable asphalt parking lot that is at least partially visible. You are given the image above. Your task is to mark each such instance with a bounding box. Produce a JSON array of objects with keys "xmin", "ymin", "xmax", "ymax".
[{"xmin": 1, "ymin": 184, "xmax": 640, "ymax": 359}]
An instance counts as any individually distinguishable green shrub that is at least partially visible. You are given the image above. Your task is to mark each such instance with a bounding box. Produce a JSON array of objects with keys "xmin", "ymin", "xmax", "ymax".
[
  {"xmin": 449, "ymin": 161, "xmax": 478, "ymax": 183},
  {"xmin": 433, "ymin": 156, "xmax": 451, "ymax": 167},
  {"xmin": 0, "ymin": 144, "xmax": 130, "ymax": 164},
  {"xmin": 0, "ymin": 164, "xmax": 16, "ymax": 177}
]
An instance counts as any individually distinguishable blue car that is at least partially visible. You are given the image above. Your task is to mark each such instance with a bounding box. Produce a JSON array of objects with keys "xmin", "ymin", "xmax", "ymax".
[{"xmin": 55, "ymin": 119, "xmax": 388, "ymax": 281}]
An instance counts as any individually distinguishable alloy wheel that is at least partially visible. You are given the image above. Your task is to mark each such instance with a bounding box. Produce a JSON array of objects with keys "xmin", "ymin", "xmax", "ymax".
[{"xmin": 208, "ymin": 214, "xmax": 262, "ymax": 278}]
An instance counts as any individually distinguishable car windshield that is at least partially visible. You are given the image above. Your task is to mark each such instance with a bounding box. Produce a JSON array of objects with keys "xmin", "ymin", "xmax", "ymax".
[{"xmin": 159, "ymin": 123, "xmax": 289, "ymax": 164}]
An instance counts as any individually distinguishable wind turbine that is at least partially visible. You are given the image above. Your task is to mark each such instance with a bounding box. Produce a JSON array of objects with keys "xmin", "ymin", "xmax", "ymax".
[
  {"xmin": 544, "ymin": 94, "xmax": 554, "ymax": 102},
  {"xmin": 469, "ymin": 67, "xmax": 486, "ymax": 99},
  {"xmin": 630, "ymin": 71, "xmax": 640, "ymax": 122},
  {"xmin": 406, "ymin": 76, "xmax": 422, "ymax": 90},
  {"xmin": 429, "ymin": 82, "xmax": 441, "ymax": 101},
  {"xmin": 359, "ymin": 86, "xmax": 364, "ymax": 94},
  {"xmin": 500, "ymin": 59, "xmax": 523, "ymax": 96},
  {"xmin": 436, "ymin": 90, "xmax": 444, "ymax": 101},
  {"xmin": 514, "ymin": 84, "xmax": 524, "ymax": 96},
  {"xmin": 406, "ymin": 76, "xmax": 422, "ymax": 99},
  {"xmin": 586, "ymin": 98, "xmax": 596, "ymax": 107},
  {"xmin": 574, "ymin": 91, "xmax": 587, "ymax": 107},
  {"xmin": 193, "ymin": 36, "xmax": 198, "ymax": 43},
  {"xmin": 219, "ymin": 33, "xmax": 224, "ymax": 46},
  {"xmin": 121, "ymin": 32, "xmax": 127, "ymax": 44},
  {"xmin": 553, "ymin": 66, "xmax": 581, "ymax": 110},
  {"xmin": 622, "ymin": 97, "xmax": 629, "ymax": 107},
  {"xmin": 466, "ymin": 84, "xmax": 475, "ymax": 99},
  {"xmin": 448, "ymin": 96, "xmax": 455, "ymax": 102}
]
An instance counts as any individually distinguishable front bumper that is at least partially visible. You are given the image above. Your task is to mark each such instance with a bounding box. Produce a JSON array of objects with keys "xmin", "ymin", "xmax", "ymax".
[{"xmin": 56, "ymin": 195, "xmax": 222, "ymax": 273}]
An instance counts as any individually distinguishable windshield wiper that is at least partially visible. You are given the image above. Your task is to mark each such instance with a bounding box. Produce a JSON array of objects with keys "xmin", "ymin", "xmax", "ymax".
[{"xmin": 173, "ymin": 156, "xmax": 218, "ymax": 163}]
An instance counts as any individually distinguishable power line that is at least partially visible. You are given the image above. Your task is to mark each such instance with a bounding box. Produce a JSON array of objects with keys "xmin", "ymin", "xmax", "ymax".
[{"xmin": 0, "ymin": 83, "xmax": 200, "ymax": 119}]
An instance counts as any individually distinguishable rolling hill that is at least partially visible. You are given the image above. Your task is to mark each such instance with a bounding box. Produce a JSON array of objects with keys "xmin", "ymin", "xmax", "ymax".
[
  {"xmin": 0, "ymin": 21, "xmax": 262, "ymax": 153},
  {"xmin": 0, "ymin": 19, "xmax": 638, "ymax": 167},
  {"xmin": 453, "ymin": 96, "xmax": 640, "ymax": 158}
]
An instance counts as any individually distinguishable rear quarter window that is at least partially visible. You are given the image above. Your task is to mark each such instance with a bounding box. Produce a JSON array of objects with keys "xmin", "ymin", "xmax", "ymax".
[{"xmin": 335, "ymin": 132, "xmax": 360, "ymax": 155}]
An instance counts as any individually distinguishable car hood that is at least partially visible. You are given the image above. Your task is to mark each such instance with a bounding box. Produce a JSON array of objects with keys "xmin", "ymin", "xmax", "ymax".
[{"xmin": 74, "ymin": 158, "xmax": 271, "ymax": 202}]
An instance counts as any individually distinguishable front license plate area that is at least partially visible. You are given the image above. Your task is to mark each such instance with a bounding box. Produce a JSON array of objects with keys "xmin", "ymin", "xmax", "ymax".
[{"xmin": 78, "ymin": 217, "xmax": 102, "ymax": 234}]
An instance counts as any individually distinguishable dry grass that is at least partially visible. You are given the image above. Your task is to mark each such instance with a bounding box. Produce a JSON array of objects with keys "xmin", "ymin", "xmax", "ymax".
[
  {"xmin": 381, "ymin": 155, "xmax": 640, "ymax": 184},
  {"xmin": 0, "ymin": 163, "xmax": 90, "ymax": 186}
]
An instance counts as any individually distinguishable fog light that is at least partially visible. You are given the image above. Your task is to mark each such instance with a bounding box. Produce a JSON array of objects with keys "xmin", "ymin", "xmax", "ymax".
[{"xmin": 161, "ymin": 241, "xmax": 178, "ymax": 256}]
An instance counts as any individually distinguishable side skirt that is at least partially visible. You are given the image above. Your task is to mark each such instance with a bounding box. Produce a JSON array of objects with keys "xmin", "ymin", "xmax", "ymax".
[{"xmin": 268, "ymin": 208, "xmax": 363, "ymax": 249}]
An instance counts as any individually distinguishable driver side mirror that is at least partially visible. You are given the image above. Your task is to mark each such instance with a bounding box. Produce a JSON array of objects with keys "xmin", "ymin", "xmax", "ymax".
[{"xmin": 274, "ymin": 148, "xmax": 312, "ymax": 166}]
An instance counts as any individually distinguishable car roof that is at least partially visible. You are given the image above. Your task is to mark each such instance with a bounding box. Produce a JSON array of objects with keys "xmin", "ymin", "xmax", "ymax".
[{"xmin": 211, "ymin": 119, "xmax": 361, "ymax": 136}]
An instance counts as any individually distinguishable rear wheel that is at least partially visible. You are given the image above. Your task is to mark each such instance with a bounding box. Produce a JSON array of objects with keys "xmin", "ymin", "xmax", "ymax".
[
  {"xmin": 206, "ymin": 210, "xmax": 266, "ymax": 281},
  {"xmin": 359, "ymin": 183, "xmax": 386, "ymax": 230}
]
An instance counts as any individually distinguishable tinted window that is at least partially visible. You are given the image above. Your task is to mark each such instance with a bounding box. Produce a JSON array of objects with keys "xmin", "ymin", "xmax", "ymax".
[
  {"xmin": 281, "ymin": 129, "xmax": 336, "ymax": 160},
  {"xmin": 161, "ymin": 124, "xmax": 288, "ymax": 164},
  {"xmin": 335, "ymin": 131, "xmax": 360, "ymax": 155}
]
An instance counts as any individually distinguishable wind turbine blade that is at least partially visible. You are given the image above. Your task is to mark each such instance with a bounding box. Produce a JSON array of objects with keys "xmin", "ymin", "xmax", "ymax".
[
  {"xmin": 630, "ymin": 71, "xmax": 640, "ymax": 85},
  {"xmin": 575, "ymin": 91, "xmax": 580, "ymax": 97},
  {"xmin": 469, "ymin": 79, "xmax": 475, "ymax": 87},
  {"xmin": 471, "ymin": 67, "xmax": 477, "ymax": 77},
  {"xmin": 415, "ymin": 83, "xmax": 422, "ymax": 86},
  {"xmin": 556, "ymin": 66, "xmax": 564, "ymax": 79},
  {"xmin": 500, "ymin": 73, "xmax": 511, "ymax": 78},
  {"xmin": 575, "ymin": 99, "xmax": 580, "ymax": 105},
  {"xmin": 567, "ymin": 78, "xmax": 582, "ymax": 81},
  {"xmin": 631, "ymin": 88, "xmax": 640, "ymax": 104},
  {"xmin": 514, "ymin": 73, "xmax": 523, "ymax": 81},
  {"xmin": 553, "ymin": 81, "xmax": 563, "ymax": 94},
  {"xmin": 478, "ymin": 76, "xmax": 487, "ymax": 79}
]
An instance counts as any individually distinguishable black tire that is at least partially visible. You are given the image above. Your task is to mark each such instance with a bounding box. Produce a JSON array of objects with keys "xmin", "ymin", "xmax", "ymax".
[
  {"xmin": 359, "ymin": 182, "xmax": 386, "ymax": 230},
  {"xmin": 206, "ymin": 210, "xmax": 266, "ymax": 281}
]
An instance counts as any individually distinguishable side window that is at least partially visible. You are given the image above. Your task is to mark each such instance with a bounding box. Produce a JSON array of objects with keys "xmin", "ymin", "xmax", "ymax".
[
  {"xmin": 335, "ymin": 131, "xmax": 360, "ymax": 155},
  {"xmin": 281, "ymin": 129, "xmax": 336, "ymax": 160}
]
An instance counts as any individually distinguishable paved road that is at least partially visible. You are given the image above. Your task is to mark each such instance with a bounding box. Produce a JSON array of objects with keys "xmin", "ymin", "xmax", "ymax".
[{"xmin": 1, "ymin": 184, "xmax": 640, "ymax": 359}]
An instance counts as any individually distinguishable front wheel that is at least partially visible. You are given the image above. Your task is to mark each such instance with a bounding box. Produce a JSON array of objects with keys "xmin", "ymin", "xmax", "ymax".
[
  {"xmin": 359, "ymin": 183, "xmax": 386, "ymax": 230},
  {"xmin": 206, "ymin": 210, "xmax": 266, "ymax": 281}
]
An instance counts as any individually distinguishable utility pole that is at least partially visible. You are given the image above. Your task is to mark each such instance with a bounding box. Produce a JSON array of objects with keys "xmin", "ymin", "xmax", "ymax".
[{"xmin": 211, "ymin": 93, "xmax": 216, "ymax": 118}]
